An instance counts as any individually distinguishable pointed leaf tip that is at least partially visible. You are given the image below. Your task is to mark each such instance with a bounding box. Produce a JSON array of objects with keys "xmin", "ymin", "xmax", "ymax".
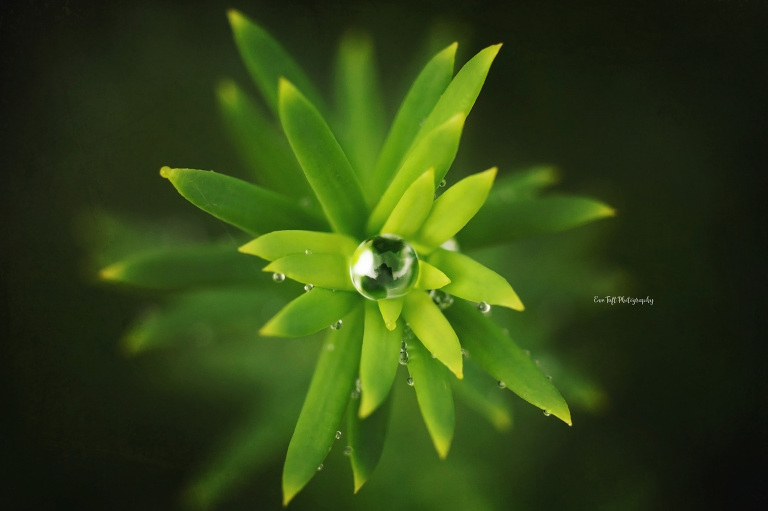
[{"xmin": 159, "ymin": 166, "xmax": 172, "ymax": 179}]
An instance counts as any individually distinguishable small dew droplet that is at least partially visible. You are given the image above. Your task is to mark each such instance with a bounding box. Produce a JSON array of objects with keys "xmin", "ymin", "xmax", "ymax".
[
  {"xmin": 317, "ymin": 463, "xmax": 324, "ymax": 471},
  {"xmin": 343, "ymin": 446, "xmax": 353, "ymax": 456},
  {"xmin": 331, "ymin": 319, "xmax": 343, "ymax": 330},
  {"xmin": 335, "ymin": 430, "xmax": 342, "ymax": 440},
  {"xmin": 461, "ymin": 348, "xmax": 469, "ymax": 359},
  {"xmin": 304, "ymin": 283, "xmax": 314, "ymax": 291},
  {"xmin": 547, "ymin": 374, "xmax": 553, "ymax": 381},
  {"xmin": 478, "ymin": 301, "xmax": 491, "ymax": 313},
  {"xmin": 305, "ymin": 249, "xmax": 312, "ymax": 255},
  {"xmin": 439, "ymin": 179, "xmax": 447, "ymax": 187},
  {"xmin": 406, "ymin": 376, "xmax": 414, "ymax": 386},
  {"xmin": 523, "ymin": 349, "xmax": 531, "ymax": 356},
  {"xmin": 272, "ymin": 272, "xmax": 285, "ymax": 283},
  {"xmin": 497, "ymin": 381, "xmax": 506, "ymax": 389},
  {"xmin": 543, "ymin": 410, "xmax": 551, "ymax": 417},
  {"xmin": 431, "ymin": 353, "xmax": 437, "ymax": 359},
  {"xmin": 400, "ymin": 340, "xmax": 408, "ymax": 351},
  {"xmin": 326, "ymin": 343, "xmax": 335, "ymax": 351},
  {"xmin": 399, "ymin": 350, "xmax": 409, "ymax": 365}
]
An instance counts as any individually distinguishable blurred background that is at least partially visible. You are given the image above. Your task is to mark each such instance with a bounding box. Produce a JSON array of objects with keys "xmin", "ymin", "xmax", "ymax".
[{"xmin": 2, "ymin": 0, "xmax": 765, "ymax": 509}]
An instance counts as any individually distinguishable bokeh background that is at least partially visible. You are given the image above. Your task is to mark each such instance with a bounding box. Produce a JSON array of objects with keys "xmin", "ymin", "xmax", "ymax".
[{"xmin": 2, "ymin": 0, "xmax": 765, "ymax": 509}]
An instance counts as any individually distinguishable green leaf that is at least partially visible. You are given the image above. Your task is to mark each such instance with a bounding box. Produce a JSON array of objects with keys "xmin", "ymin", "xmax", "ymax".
[
  {"xmin": 381, "ymin": 168, "xmax": 435, "ymax": 239},
  {"xmin": 459, "ymin": 195, "xmax": 616, "ymax": 248},
  {"xmin": 283, "ymin": 305, "xmax": 363, "ymax": 506},
  {"xmin": 215, "ymin": 79, "xmax": 312, "ymax": 199},
  {"xmin": 121, "ymin": 286, "xmax": 294, "ymax": 355},
  {"xmin": 415, "ymin": 260, "xmax": 451, "ymax": 290},
  {"xmin": 264, "ymin": 253, "xmax": 353, "ymax": 291},
  {"xmin": 278, "ymin": 79, "xmax": 369, "ymax": 237},
  {"xmin": 334, "ymin": 30, "xmax": 386, "ymax": 184},
  {"xmin": 377, "ymin": 297, "xmax": 403, "ymax": 331},
  {"xmin": 160, "ymin": 167, "xmax": 326, "ymax": 235},
  {"xmin": 444, "ymin": 300, "xmax": 572, "ymax": 425},
  {"xmin": 227, "ymin": 9, "xmax": 325, "ymax": 117},
  {"xmin": 260, "ymin": 289, "xmax": 358, "ymax": 338},
  {"xmin": 359, "ymin": 301, "xmax": 401, "ymax": 418},
  {"xmin": 239, "ymin": 230, "xmax": 358, "ymax": 262},
  {"xmin": 372, "ymin": 43, "xmax": 456, "ymax": 199},
  {"xmin": 402, "ymin": 291, "xmax": 463, "ymax": 379},
  {"xmin": 416, "ymin": 167, "xmax": 497, "ymax": 251},
  {"xmin": 347, "ymin": 384, "xmax": 393, "ymax": 493},
  {"xmin": 413, "ymin": 44, "xmax": 501, "ymax": 146},
  {"xmin": 406, "ymin": 337, "xmax": 455, "ymax": 459},
  {"xmin": 489, "ymin": 165, "xmax": 560, "ymax": 201},
  {"xmin": 452, "ymin": 357, "xmax": 513, "ymax": 431},
  {"xmin": 99, "ymin": 244, "xmax": 266, "ymax": 291},
  {"xmin": 428, "ymin": 248, "xmax": 523, "ymax": 310},
  {"xmin": 366, "ymin": 115, "xmax": 465, "ymax": 235}
]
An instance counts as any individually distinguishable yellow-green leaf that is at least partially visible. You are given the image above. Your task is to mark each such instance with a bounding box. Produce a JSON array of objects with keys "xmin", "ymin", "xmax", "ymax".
[
  {"xmin": 239, "ymin": 230, "xmax": 358, "ymax": 262},
  {"xmin": 264, "ymin": 253, "xmax": 353, "ymax": 291},
  {"xmin": 366, "ymin": 115, "xmax": 465, "ymax": 235},
  {"xmin": 347, "ymin": 389, "xmax": 392, "ymax": 493},
  {"xmin": 372, "ymin": 42, "xmax": 456, "ymax": 199},
  {"xmin": 260, "ymin": 289, "xmax": 358, "ymax": 338},
  {"xmin": 415, "ymin": 260, "xmax": 451, "ymax": 290},
  {"xmin": 160, "ymin": 167, "xmax": 325, "ymax": 235},
  {"xmin": 278, "ymin": 79, "xmax": 369, "ymax": 237},
  {"xmin": 416, "ymin": 167, "xmax": 497, "ymax": 251},
  {"xmin": 359, "ymin": 301, "xmax": 400, "ymax": 418},
  {"xmin": 406, "ymin": 337, "xmax": 455, "ymax": 459},
  {"xmin": 402, "ymin": 291, "xmax": 463, "ymax": 379},
  {"xmin": 283, "ymin": 305, "xmax": 363, "ymax": 506},
  {"xmin": 377, "ymin": 297, "xmax": 404, "ymax": 331},
  {"xmin": 428, "ymin": 248, "xmax": 523, "ymax": 310},
  {"xmin": 380, "ymin": 168, "xmax": 435, "ymax": 239},
  {"xmin": 445, "ymin": 300, "xmax": 571, "ymax": 425}
]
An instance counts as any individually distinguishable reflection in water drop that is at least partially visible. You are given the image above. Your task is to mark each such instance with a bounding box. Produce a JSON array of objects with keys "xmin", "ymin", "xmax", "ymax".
[
  {"xmin": 272, "ymin": 272, "xmax": 285, "ymax": 283},
  {"xmin": 349, "ymin": 235, "xmax": 419, "ymax": 300},
  {"xmin": 478, "ymin": 301, "xmax": 491, "ymax": 313},
  {"xmin": 497, "ymin": 381, "xmax": 506, "ymax": 389},
  {"xmin": 406, "ymin": 376, "xmax": 414, "ymax": 386},
  {"xmin": 304, "ymin": 283, "xmax": 314, "ymax": 291}
]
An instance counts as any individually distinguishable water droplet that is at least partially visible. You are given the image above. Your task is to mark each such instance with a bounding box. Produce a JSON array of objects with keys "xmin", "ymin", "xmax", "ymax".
[
  {"xmin": 355, "ymin": 378, "xmax": 362, "ymax": 393},
  {"xmin": 304, "ymin": 283, "xmax": 314, "ymax": 291},
  {"xmin": 543, "ymin": 410, "xmax": 551, "ymax": 417},
  {"xmin": 431, "ymin": 353, "xmax": 437, "ymax": 358},
  {"xmin": 523, "ymin": 349, "xmax": 531, "ymax": 356},
  {"xmin": 497, "ymin": 381, "xmax": 506, "ymax": 389},
  {"xmin": 399, "ymin": 350, "xmax": 409, "ymax": 365},
  {"xmin": 400, "ymin": 340, "xmax": 408, "ymax": 351},
  {"xmin": 272, "ymin": 272, "xmax": 285, "ymax": 283},
  {"xmin": 317, "ymin": 463, "xmax": 324, "ymax": 471},
  {"xmin": 330, "ymin": 319, "xmax": 343, "ymax": 330},
  {"xmin": 439, "ymin": 179, "xmax": 447, "ymax": 187},
  {"xmin": 335, "ymin": 430, "xmax": 342, "ymax": 440},
  {"xmin": 461, "ymin": 348, "xmax": 469, "ymax": 359},
  {"xmin": 429, "ymin": 289, "xmax": 454, "ymax": 310},
  {"xmin": 349, "ymin": 235, "xmax": 419, "ymax": 300},
  {"xmin": 546, "ymin": 374, "xmax": 553, "ymax": 381},
  {"xmin": 326, "ymin": 343, "xmax": 335, "ymax": 351},
  {"xmin": 305, "ymin": 249, "xmax": 312, "ymax": 255},
  {"xmin": 406, "ymin": 376, "xmax": 414, "ymax": 386},
  {"xmin": 478, "ymin": 301, "xmax": 491, "ymax": 313},
  {"xmin": 343, "ymin": 446, "xmax": 353, "ymax": 456}
]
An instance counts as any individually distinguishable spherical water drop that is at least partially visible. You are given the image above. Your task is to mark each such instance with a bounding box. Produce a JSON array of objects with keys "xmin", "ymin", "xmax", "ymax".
[
  {"xmin": 317, "ymin": 463, "xmax": 324, "ymax": 471},
  {"xmin": 406, "ymin": 376, "xmax": 414, "ymax": 386},
  {"xmin": 547, "ymin": 374, "xmax": 553, "ymax": 381},
  {"xmin": 343, "ymin": 446, "xmax": 353, "ymax": 456},
  {"xmin": 272, "ymin": 272, "xmax": 285, "ymax": 283},
  {"xmin": 497, "ymin": 381, "xmax": 506, "ymax": 389},
  {"xmin": 429, "ymin": 289, "xmax": 454, "ymax": 310},
  {"xmin": 335, "ymin": 430, "xmax": 342, "ymax": 440},
  {"xmin": 304, "ymin": 283, "xmax": 314, "ymax": 291},
  {"xmin": 399, "ymin": 350, "xmax": 409, "ymax": 365},
  {"xmin": 478, "ymin": 301, "xmax": 491, "ymax": 313},
  {"xmin": 349, "ymin": 235, "xmax": 419, "ymax": 300},
  {"xmin": 400, "ymin": 340, "xmax": 408, "ymax": 351},
  {"xmin": 461, "ymin": 348, "xmax": 470, "ymax": 359},
  {"xmin": 543, "ymin": 410, "xmax": 551, "ymax": 417},
  {"xmin": 305, "ymin": 249, "xmax": 312, "ymax": 255},
  {"xmin": 331, "ymin": 319, "xmax": 343, "ymax": 330},
  {"xmin": 439, "ymin": 179, "xmax": 447, "ymax": 187}
]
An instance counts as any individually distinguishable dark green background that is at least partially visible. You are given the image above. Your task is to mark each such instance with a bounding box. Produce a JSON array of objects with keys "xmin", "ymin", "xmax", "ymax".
[{"xmin": 2, "ymin": 0, "xmax": 765, "ymax": 509}]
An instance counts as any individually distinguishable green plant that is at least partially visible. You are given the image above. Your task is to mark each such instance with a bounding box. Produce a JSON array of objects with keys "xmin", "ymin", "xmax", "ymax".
[{"xmin": 98, "ymin": 9, "xmax": 614, "ymax": 507}]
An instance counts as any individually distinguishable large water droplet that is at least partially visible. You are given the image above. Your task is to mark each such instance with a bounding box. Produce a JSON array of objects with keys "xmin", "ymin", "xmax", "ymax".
[
  {"xmin": 335, "ymin": 430, "xmax": 342, "ymax": 440},
  {"xmin": 304, "ymin": 283, "xmax": 314, "ymax": 291},
  {"xmin": 406, "ymin": 376, "xmax": 414, "ymax": 386},
  {"xmin": 349, "ymin": 235, "xmax": 419, "ymax": 300},
  {"xmin": 478, "ymin": 301, "xmax": 491, "ymax": 313},
  {"xmin": 272, "ymin": 272, "xmax": 285, "ymax": 283},
  {"xmin": 331, "ymin": 319, "xmax": 343, "ymax": 330}
]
